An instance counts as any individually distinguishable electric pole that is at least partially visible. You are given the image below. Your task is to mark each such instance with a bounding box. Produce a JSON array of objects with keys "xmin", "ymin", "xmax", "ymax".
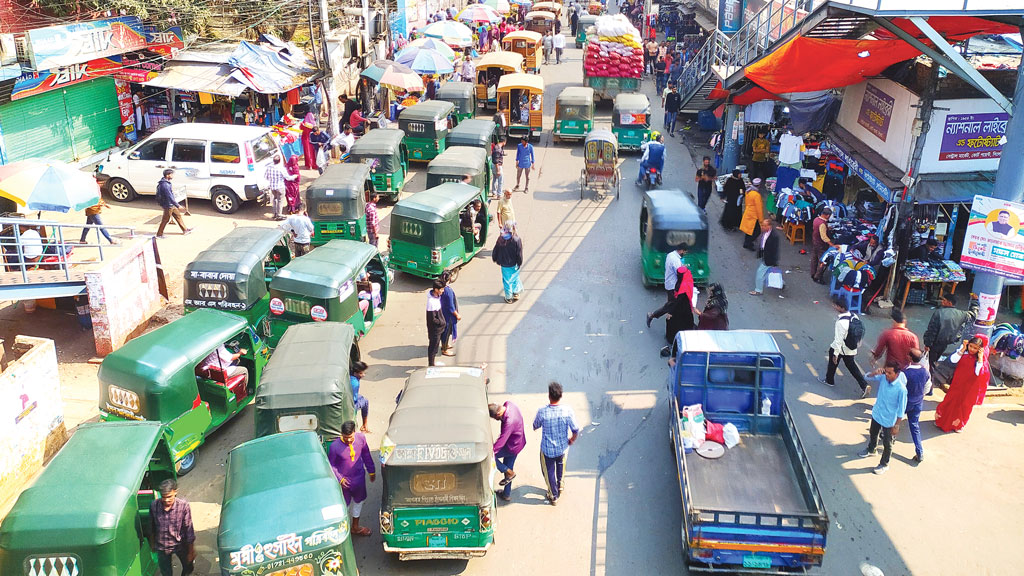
[{"xmin": 319, "ymin": 0, "xmax": 342, "ymax": 138}]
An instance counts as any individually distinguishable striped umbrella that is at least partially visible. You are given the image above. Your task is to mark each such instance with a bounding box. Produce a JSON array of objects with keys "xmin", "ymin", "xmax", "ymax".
[
  {"xmin": 423, "ymin": 20, "xmax": 475, "ymax": 47},
  {"xmin": 361, "ymin": 60, "xmax": 425, "ymax": 92},
  {"xmin": 407, "ymin": 37, "xmax": 457, "ymax": 62},
  {"xmin": 482, "ymin": 0, "xmax": 512, "ymax": 14},
  {"xmin": 457, "ymin": 4, "xmax": 503, "ymax": 23},
  {"xmin": 396, "ymin": 47, "xmax": 455, "ymax": 75},
  {"xmin": 0, "ymin": 159, "xmax": 99, "ymax": 212}
]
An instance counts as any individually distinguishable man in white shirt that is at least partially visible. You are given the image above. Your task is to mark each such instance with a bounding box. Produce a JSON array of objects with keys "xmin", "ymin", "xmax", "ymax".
[
  {"xmin": 281, "ymin": 211, "xmax": 315, "ymax": 256},
  {"xmin": 18, "ymin": 227, "xmax": 44, "ymax": 262},
  {"xmin": 332, "ymin": 125, "xmax": 356, "ymax": 157},
  {"xmin": 820, "ymin": 297, "xmax": 871, "ymax": 397},
  {"xmin": 552, "ymin": 30, "xmax": 565, "ymax": 64},
  {"xmin": 199, "ymin": 343, "xmax": 249, "ymax": 387},
  {"xmin": 646, "ymin": 244, "xmax": 688, "ymax": 327}
]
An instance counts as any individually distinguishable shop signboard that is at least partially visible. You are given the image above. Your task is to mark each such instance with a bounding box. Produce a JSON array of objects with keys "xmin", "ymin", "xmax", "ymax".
[
  {"xmin": 821, "ymin": 138, "xmax": 893, "ymax": 202},
  {"xmin": 144, "ymin": 26, "xmax": 185, "ymax": 58},
  {"xmin": 938, "ymin": 112, "xmax": 1007, "ymax": 162},
  {"xmin": 11, "ymin": 56, "xmax": 121, "ymax": 101},
  {"xmin": 718, "ymin": 0, "xmax": 745, "ymax": 34},
  {"xmin": 28, "ymin": 16, "xmax": 146, "ymax": 71},
  {"xmin": 856, "ymin": 83, "xmax": 894, "ymax": 142},
  {"xmin": 960, "ymin": 194, "xmax": 1024, "ymax": 281},
  {"xmin": 114, "ymin": 53, "xmax": 163, "ymax": 83}
]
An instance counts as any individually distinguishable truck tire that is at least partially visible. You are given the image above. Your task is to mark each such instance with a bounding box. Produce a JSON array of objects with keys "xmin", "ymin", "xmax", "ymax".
[
  {"xmin": 212, "ymin": 186, "xmax": 242, "ymax": 214},
  {"xmin": 108, "ymin": 178, "xmax": 137, "ymax": 202},
  {"xmin": 176, "ymin": 450, "xmax": 197, "ymax": 476}
]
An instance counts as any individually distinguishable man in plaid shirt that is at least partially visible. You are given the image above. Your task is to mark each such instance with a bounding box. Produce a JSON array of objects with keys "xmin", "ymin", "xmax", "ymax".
[
  {"xmin": 264, "ymin": 155, "xmax": 296, "ymax": 220},
  {"xmin": 365, "ymin": 191, "xmax": 380, "ymax": 247},
  {"xmin": 533, "ymin": 381, "xmax": 579, "ymax": 505},
  {"xmin": 151, "ymin": 478, "xmax": 195, "ymax": 575}
]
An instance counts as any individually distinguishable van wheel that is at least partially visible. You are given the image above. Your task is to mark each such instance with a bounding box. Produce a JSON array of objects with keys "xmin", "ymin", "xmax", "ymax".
[
  {"xmin": 212, "ymin": 187, "xmax": 241, "ymax": 214},
  {"xmin": 176, "ymin": 451, "xmax": 197, "ymax": 476},
  {"xmin": 108, "ymin": 178, "xmax": 137, "ymax": 202}
]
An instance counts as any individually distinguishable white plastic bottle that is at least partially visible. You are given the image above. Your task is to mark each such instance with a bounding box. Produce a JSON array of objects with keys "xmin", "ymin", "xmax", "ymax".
[{"xmin": 760, "ymin": 395, "xmax": 772, "ymax": 416}]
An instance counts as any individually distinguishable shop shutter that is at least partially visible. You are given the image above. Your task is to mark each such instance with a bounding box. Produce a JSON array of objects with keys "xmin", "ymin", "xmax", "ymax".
[
  {"xmin": 63, "ymin": 77, "xmax": 121, "ymax": 160},
  {"xmin": 0, "ymin": 90, "xmax": 75, "ymax": 163}
]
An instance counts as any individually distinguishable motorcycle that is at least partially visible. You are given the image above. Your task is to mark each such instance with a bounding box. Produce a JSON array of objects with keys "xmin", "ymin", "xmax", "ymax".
[{"xmin": 644, "ymin": 166, "xmax": 663, "ymax": 190}]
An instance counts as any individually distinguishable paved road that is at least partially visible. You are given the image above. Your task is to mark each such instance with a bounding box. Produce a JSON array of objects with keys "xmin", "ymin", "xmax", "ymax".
[{"xmin": 6, "ymin": 23, "xmax": 1024, "ymax": 576}]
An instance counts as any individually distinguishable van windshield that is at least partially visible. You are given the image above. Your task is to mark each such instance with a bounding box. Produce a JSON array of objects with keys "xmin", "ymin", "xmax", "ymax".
[{"xmin": 250, "ymin": 134, "xmax": 277, "ymax": 162}]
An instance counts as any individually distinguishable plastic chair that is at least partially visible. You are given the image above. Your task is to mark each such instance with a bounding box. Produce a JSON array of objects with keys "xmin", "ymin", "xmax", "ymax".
[
  {"xmin": 784, "ymin": 221, "xmax": 805, "ymax": 244},
  {"xmin": 828, "ymin": 275, "xmax": 844, "ymax": 299}
]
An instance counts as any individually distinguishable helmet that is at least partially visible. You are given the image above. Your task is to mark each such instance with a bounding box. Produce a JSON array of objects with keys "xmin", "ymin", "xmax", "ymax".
[{"xmin": 650, "ymin": 130, "xmax": 661, "ymax": 140}]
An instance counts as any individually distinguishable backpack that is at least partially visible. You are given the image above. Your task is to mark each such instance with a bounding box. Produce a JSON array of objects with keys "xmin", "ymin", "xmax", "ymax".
[{"xmin": 844, "ymin": 314, "xmax": 865, "ymax": 350}]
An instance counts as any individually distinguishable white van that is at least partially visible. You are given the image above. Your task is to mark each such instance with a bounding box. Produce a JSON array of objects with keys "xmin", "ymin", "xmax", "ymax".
[{"xmin": 97, "ymin": 123, "xmax": 282, "ymax": 214}]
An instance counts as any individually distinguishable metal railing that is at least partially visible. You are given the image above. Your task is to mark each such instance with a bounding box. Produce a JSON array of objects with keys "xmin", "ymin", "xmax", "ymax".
[
  {"xmin": 678, "ymin": 0, "xmax": 812, "ymax": 105},
  {"xmin": 0, "ymin": 216, "xmax": 136, "ymax": 284}
]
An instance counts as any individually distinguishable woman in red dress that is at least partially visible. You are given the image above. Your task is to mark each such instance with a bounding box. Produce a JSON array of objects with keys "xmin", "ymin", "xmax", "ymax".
[
  {"xmin": 934, "ymin": 335, "xmax": 990, "ymax": 433},
  {"xmin": 284, "ymin": 156, "xmax": 302, "ymax": 214}
]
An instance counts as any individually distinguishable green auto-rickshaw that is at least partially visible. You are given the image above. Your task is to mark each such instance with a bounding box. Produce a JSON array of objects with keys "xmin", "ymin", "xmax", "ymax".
[
  {"xmin": 307, "ymin": 162, "xmax": 375, "ymax": 245},
  {"xmin": 554, "ymin": 86, "xmax": 595, "ymax": 142},
  {"xmin": 612, "ymin": 92, "xmax": 652, "ymax": 151},
  {"xmin": 399, "ymin": 100, "xmax": 457, "ymax": 162},
  {"xmin": 640, "ymin": 189, "xmax": 710, "ymax": 286},
  {"xmin": 184, "ymin": 226, "xmax": 292, "ymax": 340},
  {"xmin": 436, "ymin": 81, "xmax": 476, "ymax": 122},
  {"xmin": 380, "ymin": 366, "xmax": 496, "ymax": 560},
  {"xmin": 99, "ymin": 309, "xmax": 270, "ymax": 474},
  {"xmin": 219, "ymin": 431, "xmax": 359, "ymax": 576},
  {"xmin": 388, "ymin": 182, "xmax": 488, "ymax": 279},
  {"xmin": 255, "ymin": 322, "xmax": 358, "ymax": 446},
  {"xmin": 576, "ymin": 14, "xmax": 598, "ymax": 47},
  {"xmin": 426, "ymin": 146, "xmax": 492, "ymax": 201},
  {"xmin": 268, "ymin": 239, "xmax": 389, "ymax": 345},
  {"xmin": 448, "ymin": 118, "xmax": 498, "ymax": 150},
  {"xmin": 0, "ymin": 422, "xmax": 175, "ymax": 576},
  {"xmin": 347, "ymin": 128, "xmax": 409, "ymax": 202}
]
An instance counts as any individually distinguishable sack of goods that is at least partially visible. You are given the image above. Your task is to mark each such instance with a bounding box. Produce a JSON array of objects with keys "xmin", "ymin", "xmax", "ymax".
[{"xmin": 583, "ymin": 14, "xmax": 644, "ymax": 78}]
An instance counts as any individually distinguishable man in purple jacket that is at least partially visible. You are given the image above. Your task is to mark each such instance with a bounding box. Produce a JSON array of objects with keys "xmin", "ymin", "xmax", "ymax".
[
  {"xmin": 328, "ymin": 421, "xmax": 376, "ymax": 536},
  {"xmin": 489, "ymin": 401, "xmax": 526, "ymax": 501}
]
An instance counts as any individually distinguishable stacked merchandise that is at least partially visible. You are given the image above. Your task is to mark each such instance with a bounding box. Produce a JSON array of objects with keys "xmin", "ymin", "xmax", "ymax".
[
  {"xmin": 902, "ymin": 260, "xmax": 966, "ymax": 282},
  {"xmin": 827, "ymin": 217, "xmax": 873, "ymax": 246},
  {"xmin": 583, "ymin": 15, "xmax": 644, "ymax": 78},
  {"xmin": 992, "ymin": 324, "xmax": 1024, "ymax": 359}
]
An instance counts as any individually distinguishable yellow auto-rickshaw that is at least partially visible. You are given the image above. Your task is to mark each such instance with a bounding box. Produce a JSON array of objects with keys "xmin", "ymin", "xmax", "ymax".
[
  {"xmin": 501, "ymin": 30, "xmax": 543, "ymax": 74},
  {"xmin": 497, "ymin": 73, "xmax": 544, "ymax": 141},
  {"xmin": 476, "ymin": 51, "xmax": 525, "ymax": 109},
  {"xmin": 524, "ymin": 10, "xmax": 557, "ymax": 35}
]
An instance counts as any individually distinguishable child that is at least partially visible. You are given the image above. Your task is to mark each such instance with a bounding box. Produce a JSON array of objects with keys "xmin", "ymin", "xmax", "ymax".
[{"xmin": 350, "ymin": 361, "xmax": 371, "ymax": 433}]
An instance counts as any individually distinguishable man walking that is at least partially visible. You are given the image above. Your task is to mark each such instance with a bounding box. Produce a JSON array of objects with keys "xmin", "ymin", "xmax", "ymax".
[
  {"xmin": 871, "ymin": 309, "xmax": 919, "ymax": 369},
  {"xmin": 265, "ymin": 155, "xmax": 297, "ymax": 220},
  {"xmin": 328, "ymin": 421, "xmax": 376, "ymax": 536},
  {"xmin": 923, "ymin": 294, "xmax": 979, "ymax": 368},
  {"xmin": 552, "ymin": 29, "xmax": 565, "ymax": 64},
  {"xmin": 903, "ymin": 348, "xmax": 929, "ymax": 464},
  {"xmin": 809, "ymin": 207, "xmax": 834, "ymax": 283},
  {"xmin": 663, "ymin": 83, "xmax": 681, "ymax": 136},
  {"xmin": 739, "ymin": 179, "xmax": 764, "ymax": 250},
  {"xmin": 151, "ymin": 479, "xmax": 196, "ymax": 576},
  {"xmin": 533, "ymin": 381, "xmax": 579, "ymax": 505},
  {"xmin": 751, "ymin": 217, "xmax": 780, "ymax": 296},
  {"xmin": 821, "ymin": 296, "xmax": 872, "ymax": 397},
  {"xmin": 695, "ymin": 156, "xmax": 716, "ymax": 211},
  {"xmin": 492, "ymin": 224, "xmax": 524, "ymax": 303},
  {"xmin": 490, "ymin": 400, "xmax": 526, "ymax": 501},
  {"xmin": 365, "ymin": 191, "xmax": 380, "ymax": 247},
  {"xmin": 155, "ymin": 169, "xmax": 193, "ymax": 238},
  {"xmin": 497, "ymin": 188, "xmax": 516, "ymax": 229},
  {"xmin": 515, "ymin": 136, "xmax": 535, "ymax": 192},
  {"xmin": 426, "ymin": 280, "xmax": 447, "ymax": 366},
  {"xmin": 542, "ymin": 30, "xmax": 553, "ymax": 64},
  {"xmin": 858, "ymin": 363, "xmax": 907, "ymax": 475},
  {"xmin": 281, "ymin": 210, "xmax": 314, "ymax": 256},
  {"xmin": 646, "ymin": 244, "xmax": 688, "ymax": 327},
  {"xmin": 491, "ymin": 139, "xmax": 505, "ymax": 200}
]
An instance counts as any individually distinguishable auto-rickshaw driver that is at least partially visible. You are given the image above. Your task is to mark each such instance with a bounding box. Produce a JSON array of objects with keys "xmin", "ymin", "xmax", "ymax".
[
  {"xmin": 637, "ymin": 132, "xmax": 665, "ymax": 185},
  {"xmin": 460, "ymin": 198, "xmax": 486, "ymax": 247}
]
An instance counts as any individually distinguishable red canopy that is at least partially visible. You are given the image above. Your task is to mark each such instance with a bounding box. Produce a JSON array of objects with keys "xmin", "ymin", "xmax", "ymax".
[{"xmin": 732, "ymin": 85, "xmax": 783, "ymax": 106}]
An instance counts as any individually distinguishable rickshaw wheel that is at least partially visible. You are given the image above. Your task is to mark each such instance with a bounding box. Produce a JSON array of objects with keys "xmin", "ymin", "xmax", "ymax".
[
  {"xmin": 177, "ymin": 450, "xmax": 197, "ymax": 476},
  {"xmin": 447, "ymin": 267, "xmax": 460, "ymax": 284}
]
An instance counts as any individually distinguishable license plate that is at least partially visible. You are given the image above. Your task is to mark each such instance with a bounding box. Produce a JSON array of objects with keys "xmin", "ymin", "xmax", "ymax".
[
  {"xmin": 428, "ymin": 534, "xmax": 447, "ymax": 548},
  {"xmin": 566, "ymin": 121, "xmax": 576, "ymax": 127},
  {"xmin": 742, "ymin": 554, "xmax": 772, "ymax": 569},
  {"xmin": 407, "ymin": 261, "xmax": 417, "ymax": 269}
]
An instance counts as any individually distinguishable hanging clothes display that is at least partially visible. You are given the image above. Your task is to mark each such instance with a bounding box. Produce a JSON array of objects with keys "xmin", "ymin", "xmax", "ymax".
[
  {"xmin": 823, "ymin": 157, "xmax": 846, "ymax": 202},
  {"xmin": 778, "ymin": 131, "xmax": 804, "ymax": 166}
]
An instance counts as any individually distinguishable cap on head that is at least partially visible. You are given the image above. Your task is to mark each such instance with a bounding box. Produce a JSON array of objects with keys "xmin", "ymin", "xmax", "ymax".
[{"xmin": 752, "ymin": 178, "xmax": 762, "ymax": 186}]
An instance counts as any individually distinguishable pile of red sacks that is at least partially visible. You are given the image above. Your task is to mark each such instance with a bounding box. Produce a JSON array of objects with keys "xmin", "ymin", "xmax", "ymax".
[{"xmin": 583, "ymin": 37, "xmax": 643, "ymax": 78}]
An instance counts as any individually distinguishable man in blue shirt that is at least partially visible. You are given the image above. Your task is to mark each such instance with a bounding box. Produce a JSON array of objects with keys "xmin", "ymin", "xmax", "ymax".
[
  {"xmin": 637, "ymin": 133, "xmax": 665, "ymax": 185},
  {"xmin": 515, "ymin": 137, "xmax": 535, "ymax": 193},
  {"xmin": 533, "ymin": 382, "xmax": 579, "ymax": 505},
  {"xmin": 902, "ymin": 349, "xmax": 930, "ymax": 463},
  {"xmin": 858, "ymin": 362, "xmax": 907, "ymax": 475}
]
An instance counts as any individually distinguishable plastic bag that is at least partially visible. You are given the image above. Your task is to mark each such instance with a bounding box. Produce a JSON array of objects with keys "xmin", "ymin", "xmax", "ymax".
[
  {"xmin": 316, "ymin": 146, "xmax": 327, "ymax": 169},
  {"xmin": 705, "ymin": 421, "xmax": 725, "ymax": 444},
  {"xmin": 767, "ymin": 267, "xmax": 784, "ymax": 289},
  {"xmin": 682, "ymin": 404, "xmax": 706, "ymax": 447},
  {"xmin": 723, "ymin": 423, "xmax": 740, "ymax": 448}
]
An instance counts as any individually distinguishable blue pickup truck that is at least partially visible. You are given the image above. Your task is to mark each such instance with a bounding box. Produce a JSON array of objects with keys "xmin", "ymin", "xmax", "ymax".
[{"xmin": 667, "ymin": 330, "xmax": 829, "ymax": 573}]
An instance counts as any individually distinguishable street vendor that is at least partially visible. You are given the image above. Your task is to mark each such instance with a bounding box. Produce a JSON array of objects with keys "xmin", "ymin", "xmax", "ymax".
[{"xmin": 909, "ymin": 238, "xmax": 942, "ymax": 262}]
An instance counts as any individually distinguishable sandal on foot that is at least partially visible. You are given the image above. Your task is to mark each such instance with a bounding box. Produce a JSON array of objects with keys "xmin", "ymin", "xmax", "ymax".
[{"xmin": 499, "ymin": 472, "xmax": 516, "ymax": 486}]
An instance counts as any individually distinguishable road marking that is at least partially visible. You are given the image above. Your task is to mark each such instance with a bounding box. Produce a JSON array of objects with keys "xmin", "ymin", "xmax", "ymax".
[{"xmin": 806, "ymin": 363, "xmax": 819, "ymax": 378}]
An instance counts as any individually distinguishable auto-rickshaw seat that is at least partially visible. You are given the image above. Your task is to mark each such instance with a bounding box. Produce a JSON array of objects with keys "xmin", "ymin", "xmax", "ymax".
[{"xmin": 196, "ymin": 367, "xmax": 247, "ymax": 407}]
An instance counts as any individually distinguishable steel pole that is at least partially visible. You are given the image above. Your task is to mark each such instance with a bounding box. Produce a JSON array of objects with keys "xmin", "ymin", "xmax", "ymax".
[{"xmin": 722, "ymin": 102, "xmax": 740, "ymax": 173}]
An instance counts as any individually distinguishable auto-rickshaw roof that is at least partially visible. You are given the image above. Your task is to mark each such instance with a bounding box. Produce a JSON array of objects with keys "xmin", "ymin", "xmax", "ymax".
[
  {"xmin": 477, "ymin": 51, "xmax": 525, "ymax": 70},
  {"xmin": 498, "ymin": 72, "xmax": 545, "ymax": 92},
  {"xmin": 0, "ymin": 422, "xmax": 165, "ymax": 550},
  {"xmin": 256, "ymin": 322, "xmax": 355, "ymax": 410},
  {"xmin": 99, "ymin": 309, "xmax": 249, "ymax": 388},
  {"xmin": 502, "ymin": 30, "xmax": 542, "ymax": 43},
  {"xmin": 614, "ymin": 92, "xmax": 651, "ymax": 113},
  {"xmin": 533, "ymin": 1, "xmax": 562, "ymax": 11},
  {"xmin": 270, "ymin": 239, "xmax": 377, "ymax": 299},
  {"xmin": 427, "ymin": 146, "xmax": 489, "ymax": 177},
  {"xmin": 185, "ymin": 226, "xmax": 285, "ymax": 285},
  {"xmin": 436, "ymin": 81, "xmax": 475, "ymax": 100},
  {"xmin": 448, "ymin": 119, "xmax": 497, "ymax": 148},
  {"xmin": 348, "ymin": 128, "xmax": 405, "ymax": 157},
  {"xmin": 219, "ymin": 431, "xmax": 348, "ymax": 555},
  {"xmin": 392, "ymin": 182, "xmax": 482, "ymax": 223},
  {"xmin": 644, "ymin": 189, "xmax": 708, "ymax": 231},
  {"xmin": 586, "ymin": 129, "xmax": 618, "ymax": 146},
  {"xmin": 526, "ymin": 10, "xmax": 556, "ymax": 19},
  {"xmin": 557, "ymin": 86, "xmax": 595, "ymax": 106},
  {"xmin": 399, "ymin": 100, "xmax": 455, "ymax": 122},
  {"xmin": 673, "ymin": 329, "xmax": 781, "ymax": 355},
  {"xmin": 307, "ymin": 162, "xmax": 373, "ymax": 200},
  {"xmin": 383, "ymin": 367, "xmax": 491, "ymax": 465}
]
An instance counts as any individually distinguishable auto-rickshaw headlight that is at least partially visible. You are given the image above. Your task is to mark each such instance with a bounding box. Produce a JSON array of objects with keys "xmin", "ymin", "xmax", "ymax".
[
  {"xmin": 479, "ymin": 505, "xmax": 492, "ymax": 531},
  {"xmin": 380, "ymin": 510, "xmax": 393, "ymax": 534}
]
